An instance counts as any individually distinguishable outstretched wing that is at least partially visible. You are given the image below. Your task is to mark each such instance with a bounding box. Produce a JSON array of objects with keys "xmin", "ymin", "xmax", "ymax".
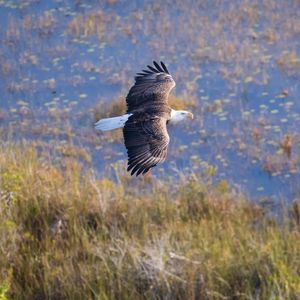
[
  {"xmin": 126, "ymin": 61, "xmax": 176, "ymax": 113},
  {"xmin": 123, "ymin": 113, "xmax": 170, "ymax": 176}
]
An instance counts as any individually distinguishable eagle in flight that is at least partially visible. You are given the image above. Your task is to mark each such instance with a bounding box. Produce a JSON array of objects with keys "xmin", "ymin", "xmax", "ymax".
[{"xmin": 95, "ymin": 61, "xmax": 193, "ymax": 176}]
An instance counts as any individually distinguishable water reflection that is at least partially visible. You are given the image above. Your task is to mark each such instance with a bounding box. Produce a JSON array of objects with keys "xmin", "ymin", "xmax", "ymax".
[{"xmin": 0, "ymin": 0, "xmax": 299, "ymax": 202}]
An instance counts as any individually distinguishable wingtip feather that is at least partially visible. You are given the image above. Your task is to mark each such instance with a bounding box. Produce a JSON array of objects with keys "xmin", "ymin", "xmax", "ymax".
[
  {"xmin": 147, "ymin": 65, "xmax": 158, "ymax": 73},
  {"xmin": 153, "ymin": 61, "xmax": 164, "ymax": 72},
  {"xmin": 136, "ymin": 61, "xmax": 170, "ymax": 81},
  {"xmin": 160, "ymin": 61, "xmax": 169, "ymax": 74}
]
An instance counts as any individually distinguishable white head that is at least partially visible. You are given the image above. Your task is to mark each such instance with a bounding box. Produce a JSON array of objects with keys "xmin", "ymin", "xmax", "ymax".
[{"xmin": 170, "ymin": 109, "xmax": 194, "ymax": 124}]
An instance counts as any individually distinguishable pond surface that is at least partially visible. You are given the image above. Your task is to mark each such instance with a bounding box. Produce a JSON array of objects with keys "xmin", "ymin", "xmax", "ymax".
[{"xmin": 0, "ymin": 0, "xmax": 299, "ymax": 204}]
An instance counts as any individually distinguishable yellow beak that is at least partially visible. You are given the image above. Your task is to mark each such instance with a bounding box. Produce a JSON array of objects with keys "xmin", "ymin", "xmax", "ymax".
[{"xmin": 188, "ymin": 112, "xmax": 194, "ymax": 119}]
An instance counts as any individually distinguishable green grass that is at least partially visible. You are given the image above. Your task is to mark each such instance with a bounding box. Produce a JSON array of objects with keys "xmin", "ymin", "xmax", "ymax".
[{"xmin": 0, "ymin": 142, "xmax": 300, "ymax": 299}]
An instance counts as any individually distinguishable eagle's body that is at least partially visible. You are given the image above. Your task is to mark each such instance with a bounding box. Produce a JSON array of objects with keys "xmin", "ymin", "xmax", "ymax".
[{"xmin": 95, "ymin": 61, "xmax": 193, "ymax": 176}]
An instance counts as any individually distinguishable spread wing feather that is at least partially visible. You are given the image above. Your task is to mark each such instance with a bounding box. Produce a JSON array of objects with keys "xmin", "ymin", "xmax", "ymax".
[
  {"xmin": 153, "ymin": 61, "xmax": 164, "ymax": 72},
  {"xmin": 123, "ymin": 61, "xmax": 175, "ymax": 176},
  {"xmin": 123, "ymin": 115, "xmax": 170, "ymax": 176},
  {"xmin": 125, "ymin": 61, "xmax": 175, "ymax": 113},
  {"xmin": 160, "ymin": 61, "xmax": 169, "ymax": 74}
]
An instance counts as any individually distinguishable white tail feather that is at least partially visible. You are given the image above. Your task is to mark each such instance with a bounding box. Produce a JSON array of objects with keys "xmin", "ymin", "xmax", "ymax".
[{"xmin": 95, "ymin": 114, "xmax": 131, "ymax": 131}]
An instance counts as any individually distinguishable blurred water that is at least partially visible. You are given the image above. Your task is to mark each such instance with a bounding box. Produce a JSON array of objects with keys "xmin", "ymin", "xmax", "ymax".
[{"xmin": 0, "ymin": 0, "xmax": 299, "ymax": 204}]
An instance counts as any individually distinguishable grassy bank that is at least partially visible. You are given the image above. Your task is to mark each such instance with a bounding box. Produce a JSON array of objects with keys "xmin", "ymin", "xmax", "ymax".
[{"xmin": 0, "ymin": 142, "xmax": 299, "ymax": 299}]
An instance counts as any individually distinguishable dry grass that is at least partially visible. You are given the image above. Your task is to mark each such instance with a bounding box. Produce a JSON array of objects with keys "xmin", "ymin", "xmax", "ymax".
[
  {"xmin": 93, "ymin": 97, "xmax": 126, "ymax": 142},
  {"xmin": 93, "ymin": 97, "xmax": 126, "ymax": 121},
  {"xmin": 0, "ymin": 141, "xmax": 300, "ymax": 299},
  {"xmin": 168, "ymin": 94, "xmax": 197, "ymax": 110},
  {"xmin": 67, "ymin": 10, "xmax": 119, "ymax": 42},
  {"xmin": 277, "ymin": 50, "xmax": 300, "ymax": 76}
]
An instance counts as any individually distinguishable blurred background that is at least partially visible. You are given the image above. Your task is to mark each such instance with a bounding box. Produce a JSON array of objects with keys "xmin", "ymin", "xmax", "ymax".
[{"xmin": 1, "ymin": 0, "xmax": 300, "ymax": 204}]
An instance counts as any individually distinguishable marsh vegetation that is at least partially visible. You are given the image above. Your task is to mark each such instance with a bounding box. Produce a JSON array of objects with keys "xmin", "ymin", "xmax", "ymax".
[
  {"xmin": 1, "ymin": 142, "xmax": 300, "ymax": 299},
  {"xmin": 1, "ymin": 0, "xmax": 300, "ymax": 200},
  {"xmin": 0, "ymin": 0, "xmax": 300, "ymax": 298}
]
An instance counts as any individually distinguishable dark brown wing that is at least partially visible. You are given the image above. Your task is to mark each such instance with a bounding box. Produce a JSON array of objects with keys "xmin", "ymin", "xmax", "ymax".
[
  {"xmin": 123, "ymin": 113, "xmax": 170, "ymax": 176},
  {"xmin": 126, "ymin": 61, "xmax": 175, "ymax": 113}
]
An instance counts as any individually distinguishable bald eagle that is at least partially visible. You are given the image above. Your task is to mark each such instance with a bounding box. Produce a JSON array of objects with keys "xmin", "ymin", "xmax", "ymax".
[{"xmin": 95, "ymin": 61, "xmax": 193, "ymax": 176}]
